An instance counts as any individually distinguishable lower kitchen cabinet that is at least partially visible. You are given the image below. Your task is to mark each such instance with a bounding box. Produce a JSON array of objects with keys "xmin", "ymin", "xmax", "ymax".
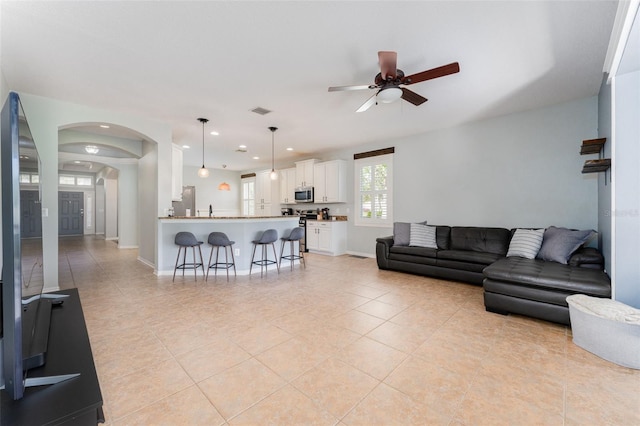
[{"xmin": 306, "ymin": 220, "xmax": 347, "ymax": 256}]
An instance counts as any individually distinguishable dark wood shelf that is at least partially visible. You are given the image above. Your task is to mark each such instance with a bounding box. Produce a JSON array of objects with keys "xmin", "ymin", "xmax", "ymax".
[
  {"xmin": 582, "ymin": 158, "xmax": 611, "ymax": 174},
  {"xmin": 580, "ymin": 138, "xmax": 606, "ymax": 155}
]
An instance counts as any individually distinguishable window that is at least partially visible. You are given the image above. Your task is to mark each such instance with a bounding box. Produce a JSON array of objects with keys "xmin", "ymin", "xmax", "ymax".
[
  {"xmin": 242, "ymin": 177, "xmax": 256, "ymax": 216},
  {"xmin": 19, "ymin": 172, "xmax": 39, "ymax": 184},
  {"xmin": 354, "ymin": 152, "xmax": 393, "ymax": 227},
  {"xmin": 76, "ymin": 176, "xmax": 92, "ymax": 186},
  {"xmin": 58, "ymin": 174, "xmax": 94, "ymax": 187},
  {"xmin": 59, "ymin": 175, "xmax": 76, "ymax": 185}
]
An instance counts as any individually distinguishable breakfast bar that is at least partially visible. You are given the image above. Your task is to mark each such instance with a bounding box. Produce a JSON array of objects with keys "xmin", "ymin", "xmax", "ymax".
[{"xmin": 157, "ymin": 216, "xmax": 300, "ymax": 276}]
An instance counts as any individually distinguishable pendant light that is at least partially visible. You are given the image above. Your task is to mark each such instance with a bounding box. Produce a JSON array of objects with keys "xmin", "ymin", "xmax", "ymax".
[
  {"xmin": 269, "ymin": 126, "xmax": 278, "ymax": 180},
  {"xmin": 197, "ymin": 117, "xmax": 209, "ymax": 178},
  {"xmin": 218, "ymin": 165, "xmax": 231, "ymax": 191}
]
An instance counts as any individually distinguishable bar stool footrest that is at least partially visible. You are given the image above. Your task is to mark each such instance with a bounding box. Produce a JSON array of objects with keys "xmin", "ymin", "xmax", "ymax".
[{"xmin": 177, "ymin": 262, "xmax": 203, "ymax": 270}]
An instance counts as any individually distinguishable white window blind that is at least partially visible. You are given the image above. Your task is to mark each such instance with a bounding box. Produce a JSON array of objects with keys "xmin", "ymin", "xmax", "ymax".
[{"xmin": 354, "ymin": 152, "xmax": 393, "ymax": 227}]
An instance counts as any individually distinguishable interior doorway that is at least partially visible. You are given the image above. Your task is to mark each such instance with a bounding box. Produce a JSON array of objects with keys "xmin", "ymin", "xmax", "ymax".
[{"xmin": 59, "ymin": 191, "xmax": 84, "ymax": 235}]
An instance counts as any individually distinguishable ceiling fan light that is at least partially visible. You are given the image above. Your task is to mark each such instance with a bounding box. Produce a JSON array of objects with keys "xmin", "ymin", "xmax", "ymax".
[{"xmin": 376, "ymin": 87, "xmax": 403, "ymax": 104}]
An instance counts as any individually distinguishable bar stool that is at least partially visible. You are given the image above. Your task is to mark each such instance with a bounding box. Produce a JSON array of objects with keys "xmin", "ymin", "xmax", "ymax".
[
  {"xmin": 172, "ymin": 231, "xmax": 205, "ymax": 281},
  {"xmin": 279, "ymin": 227, "xmax": 305, "ymax": 271},
  {"xmin": 250, "ymin": 229, "xmax": 279, "ymax": 276},
  {"xmin": 206, "ymin": 232, "xmax": 236, "ymax": 281}
]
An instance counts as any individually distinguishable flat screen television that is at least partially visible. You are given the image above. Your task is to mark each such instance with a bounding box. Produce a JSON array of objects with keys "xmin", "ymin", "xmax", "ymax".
[{"xmin": 1, "ymin": 92, "xmax": 76, "ymax": 400}]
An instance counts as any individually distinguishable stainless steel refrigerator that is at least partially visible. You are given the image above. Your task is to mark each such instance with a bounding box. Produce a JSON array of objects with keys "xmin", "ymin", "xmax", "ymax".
[{"xmin": 171, "ymin": 186, "xmax": 195, "ymax": 216}]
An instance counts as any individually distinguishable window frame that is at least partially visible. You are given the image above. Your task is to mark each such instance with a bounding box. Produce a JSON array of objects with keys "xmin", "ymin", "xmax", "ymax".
[
  {"xmin": 241, "ymin": 176, "xmax": 256, "ymax": 216},
  {"xmin": 354, "ymin": 153, "xmax": 393, "ymax": 227}
]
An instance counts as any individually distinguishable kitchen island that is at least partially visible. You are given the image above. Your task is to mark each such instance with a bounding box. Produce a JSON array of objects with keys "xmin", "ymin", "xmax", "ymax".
[{"xmin": 157, "ymin": 216, "xmax": 300, "ymax": 276}]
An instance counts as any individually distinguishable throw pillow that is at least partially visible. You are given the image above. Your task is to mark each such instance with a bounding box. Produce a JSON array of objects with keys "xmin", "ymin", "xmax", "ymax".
[
  {"xmin": 537, "ymin": 226, "xmax": 595, "ymax": 264},
  {"xmin": 506, "ymin": 228, "xmax": 544, "ymax": 259},
  {"xmin": 409, "ymin": 223, "xmax": 438, "ymax": 249},
  {"xmin": 393, "ymin": 221, "xmax": 427, "ymax": 246},
  {"xmin": 393, "ymin": 222, "xmax": 411, "ymax": 246}
]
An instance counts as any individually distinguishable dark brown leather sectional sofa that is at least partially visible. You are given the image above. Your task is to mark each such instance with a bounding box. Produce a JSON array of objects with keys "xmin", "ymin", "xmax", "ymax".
[{"xmin": 375, "ymin": 226, "xmax": 611, "ymax": 325}]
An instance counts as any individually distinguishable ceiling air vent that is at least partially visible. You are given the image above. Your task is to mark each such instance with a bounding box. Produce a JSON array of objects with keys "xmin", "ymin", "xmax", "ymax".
[{"xmin": 250, "ymin": 107, "xmax": 272, "ymax": 116}]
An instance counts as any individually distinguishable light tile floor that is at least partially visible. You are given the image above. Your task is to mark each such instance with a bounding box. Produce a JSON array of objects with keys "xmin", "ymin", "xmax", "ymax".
[{"xmin": 58, "ymin": 236, "xmax": 640, "ymax": 425}]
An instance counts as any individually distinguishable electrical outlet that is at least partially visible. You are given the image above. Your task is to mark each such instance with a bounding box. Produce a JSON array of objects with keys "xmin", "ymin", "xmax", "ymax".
[
  {"xmin": 42, "ymin": 207, "xmax": 48, "ymax": 217},
  {"xmin": 234, "ymin": 248, "xmax": 240, "ymax": 256}
]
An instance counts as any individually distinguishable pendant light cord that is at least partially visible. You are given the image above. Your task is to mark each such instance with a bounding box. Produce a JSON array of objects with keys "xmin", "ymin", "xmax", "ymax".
[{"xmin": 269, "ymin": 126, "xmax": 278, "ymax": 172}]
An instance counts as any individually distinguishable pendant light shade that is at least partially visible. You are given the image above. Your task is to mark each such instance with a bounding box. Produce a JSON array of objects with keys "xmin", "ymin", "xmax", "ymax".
[
  {"xmin": 218, "ymin": 182, "xmax": 231, "ymax": 191},
  {"xmin": 269, "ymin": 126, "xmax": 278, "ymax": 180},
  {"xmin": 197, "ymin": 117, "xmax": 209, "ymax": 178}
]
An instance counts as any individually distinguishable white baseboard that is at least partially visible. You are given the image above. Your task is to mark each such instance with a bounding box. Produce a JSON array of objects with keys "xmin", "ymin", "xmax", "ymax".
[{"xmin": 137, "ymin": 256, "xmax": 155, "ymax": 269}]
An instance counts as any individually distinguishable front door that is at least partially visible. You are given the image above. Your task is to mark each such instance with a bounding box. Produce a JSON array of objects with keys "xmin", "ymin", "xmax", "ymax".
[
  {"xmin": 20, "ymin": 190, "xmax": 42, "ymax": 238},
  {"xmin": 59, "ymin": 191, "xmax": 84, "ymax": 236}
]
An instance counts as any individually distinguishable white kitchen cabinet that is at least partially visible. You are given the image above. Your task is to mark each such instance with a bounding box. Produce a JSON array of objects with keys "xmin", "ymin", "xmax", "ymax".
[
  {"xmin": 313, "ymin": 160, "xmax": 347, "ymax": 203},
  {"xmin": 279, "ymin": 168, "xmax": 297, "ymax": 204},
  {"xmin": 305, "ymin": 220, "xmax": 347, "ymax": 255},
  {"xmin": 171, "ymin": 144, "xmax": 183, "ymax": 201},
  {"xmin": 255, "ymin": 170, "xmax": 279, "ymax": 215},
  {"xmin": 295, "ymin": 159, "xmax": 317, "ymax": 188}
]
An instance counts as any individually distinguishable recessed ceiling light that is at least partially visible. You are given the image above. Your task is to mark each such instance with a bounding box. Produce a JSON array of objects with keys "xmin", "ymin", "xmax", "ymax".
[
  {"xmin": 210, "ymin": 131, "xmax": 219, "ymax": 136},
  {"xmin": 253, "ymin": 156, "xmax": 260, "ymax": 160},
  {"xmin": 239, "ymin": 145, "xmax": 247, "ymax": 149},
  {"xmin": 182, "ymin": 145, "xmax": 190, "ymax": 149},
  {"xmin": 74, "ymin": 160, "xmax": 81, "ymax": 164},
  {"xmin": 99, "ymin": 124, "xmax": 110, "ymax": 129},
  {"xmin": 286, "ymin": 147, "xmax": 293, "ymax": 151}
]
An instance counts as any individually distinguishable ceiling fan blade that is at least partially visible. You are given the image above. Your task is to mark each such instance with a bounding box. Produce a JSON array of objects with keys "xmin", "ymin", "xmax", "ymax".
[
  {"xmin": 356, "ymin": 94, "xmax": 377, "ymax": 113},
  {"xmin": 402, "ymin": 62, "xmax": 460, "ymax": 85},
  {"xmin": 328, "ymin": 84, "xmax": 374, "ymax": 92},
  {"xmin": 378, "ymin": 51, "xmax": 397, "ymax": 80},
  {"xmin": 401, "ymin": 88, "xmax": 428, "ymax": 106}
]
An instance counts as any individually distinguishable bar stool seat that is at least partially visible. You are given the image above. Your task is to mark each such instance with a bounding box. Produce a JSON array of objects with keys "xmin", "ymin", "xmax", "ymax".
[
  {"xmin": 173, "ymin": 231, "xmax": 205, "ymax": 281},
  {"xmin": 250, "ymin": 229, "xmax": 279, "ymax": 276},
  {"xmin": 206, "ymin": 232, "xmax": 236, "ymax": 281},
  {"xmin": 279, "ymin": 227, "xmax": 306, "ymax": 270}
]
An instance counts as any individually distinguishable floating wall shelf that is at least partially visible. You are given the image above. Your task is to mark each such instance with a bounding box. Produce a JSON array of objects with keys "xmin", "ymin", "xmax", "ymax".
[
  {"xmin": 580, "ymin": 138, "xmax": 607, "ymax": 155},
  {"xmin": 582, "ymin": 159, "xmax": 611, "ymax": 174},
  {"xmin": 580, "ymin": 138, "xmax": 610, "ymax": 175}
]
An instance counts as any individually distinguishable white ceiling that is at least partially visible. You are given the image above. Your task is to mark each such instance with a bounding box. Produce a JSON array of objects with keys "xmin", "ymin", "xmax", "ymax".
[{"xmin": 1, "ymin": 1, "xmax": 617, "ymax": 171}]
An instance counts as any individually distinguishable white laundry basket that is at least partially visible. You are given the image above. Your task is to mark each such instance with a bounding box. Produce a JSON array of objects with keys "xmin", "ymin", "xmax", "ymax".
[{"xmin": 567, "ymin": 294, "xmax": 640, "ymax": 369}]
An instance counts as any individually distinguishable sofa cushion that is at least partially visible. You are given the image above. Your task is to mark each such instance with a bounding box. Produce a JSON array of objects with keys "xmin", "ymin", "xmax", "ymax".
[
  {"xmin": 483, "ymin": 257, "xmax": 611, "ymax": 296},
  {"xmin": 434, "ymin": 226, "xmax": 451, "ymax": 250},
  {"xmin": 409, "ymin": 224, "xmax": 437, "ymax": 248},
  {"xmin": 507, "ymin": 228, "xmax": 544, "ymax": 259},
  {"xmin": 390, "ymin": 245, "xmax": 438, "ymax": 258},
  {"xmin": 436, "ymin": 259, "xmax": 489, "ymax": 273},
  {"xmin": 438, "ymin": 249, "xmax": 504, "ymax": 265},
  {"xmin": 449, "ymin": 227, "xmax": 511, "ymax": 255},
  {"xmin": 537, "ymin": 226, "xmax": 595, "ymax": 264}
]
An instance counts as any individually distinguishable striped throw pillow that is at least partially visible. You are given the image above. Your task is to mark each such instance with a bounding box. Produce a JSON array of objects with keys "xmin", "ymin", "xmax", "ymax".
[
  {"xmin": 507, "ymin": 228, "xmax": 544, "ymax": 259},
  {"xmin": 409, "ymin": 223, "xmax": 438, "ymax": 249}
]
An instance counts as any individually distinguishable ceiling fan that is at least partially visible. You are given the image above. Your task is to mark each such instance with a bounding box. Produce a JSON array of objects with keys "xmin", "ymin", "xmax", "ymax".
[{"xmin": 328, "ymin": 51, "xmax": 460, "ymax": 112}]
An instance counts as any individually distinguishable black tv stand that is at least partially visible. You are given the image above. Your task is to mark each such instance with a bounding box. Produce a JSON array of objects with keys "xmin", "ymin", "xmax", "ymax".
[{"xmin": 1, "ymin": 289, "xmax": 104, "ymax": 425}]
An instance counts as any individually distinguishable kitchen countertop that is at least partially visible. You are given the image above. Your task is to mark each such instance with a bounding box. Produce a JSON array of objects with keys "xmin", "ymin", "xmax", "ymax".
[
  {"xmin": 305, "ymin": 216, "xmax": 348, "ymax": 222},
  {"xmin": 159, "ymin": 215, "xmax": 294, "ymax": 219}
]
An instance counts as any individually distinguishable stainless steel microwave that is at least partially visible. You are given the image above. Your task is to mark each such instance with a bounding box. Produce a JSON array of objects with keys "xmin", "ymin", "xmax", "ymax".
[{"xmin": 294, "ymin": 187, "xmax": 314, "ymax": 203}]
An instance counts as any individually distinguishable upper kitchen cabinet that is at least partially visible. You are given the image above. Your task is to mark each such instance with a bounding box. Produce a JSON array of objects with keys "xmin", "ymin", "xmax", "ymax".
[
  {"xmin": 279, "ymin": 167, "xmax": 297, "ymax": 204},
  {"xmin": 314, "ymin": 160, "xmax": 347, "ymax": 203},
  {"xmin": 171, "ymin": 144, "xmax": 183, "ymax": 201},
  {"xmin": 295, "ymin": 159, "xmax": 317, "ymax": 188}
]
